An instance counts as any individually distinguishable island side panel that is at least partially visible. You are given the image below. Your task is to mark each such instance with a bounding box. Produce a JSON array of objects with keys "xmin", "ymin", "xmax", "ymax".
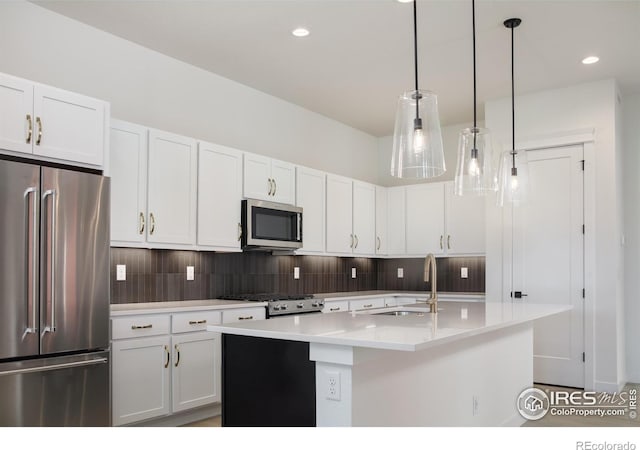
[{"xmin": 350, "ymin": 323, "xmax": 533, "ymax": 426}]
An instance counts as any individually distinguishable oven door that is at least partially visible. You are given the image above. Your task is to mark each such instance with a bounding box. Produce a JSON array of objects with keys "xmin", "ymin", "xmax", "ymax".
[{"xmin": 242, "ymin": 199, "xmax": 302, "ymax": 250}]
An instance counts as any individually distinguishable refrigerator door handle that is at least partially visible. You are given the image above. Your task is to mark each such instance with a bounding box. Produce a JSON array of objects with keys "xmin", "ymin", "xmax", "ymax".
[
  {"xmin": 0, "ymin": 357, "xmax": 108, "ymax": 377},
  {"xmin": 23, "ymin": 187, "xmax": 39, "ymax": 335},
  {"xmin": 42, "ymin": 189, "xmax": 57, "ymax": 334}
]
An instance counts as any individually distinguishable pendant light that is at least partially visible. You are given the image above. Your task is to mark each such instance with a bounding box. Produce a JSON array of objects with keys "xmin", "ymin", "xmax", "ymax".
[
  {"xmin": 454, "ymin": 0, "xmax": 496, "ymax": 196},
  {"xmin": 391, "ymin": 0, "xmax": 445, "ymax": 179},
  {"xmin": 497, "ymin": 17, "xmax": 529, "ymax": 206}
]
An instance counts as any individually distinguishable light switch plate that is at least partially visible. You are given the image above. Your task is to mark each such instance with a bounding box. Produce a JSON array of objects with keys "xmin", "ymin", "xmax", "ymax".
[
  {"xmin": 397, "ymin": 268, "xmax": 404, "ymax": 278},
  {"xmin": 294, "ymin": 267, "xmax": 300, "ymax": 279},
  {"xmin": 187, "ymin": 266, "xmax": 195, "ymax": 281},
  {"xmin": 351, "ymin": 267, "xmax": 356, "ymax": 279},
  {"xmin": 461, "ymin": 267, "xmax": 468, "ymax": 279},
  {"xmin": 116, "ymin": 264, "xmax": 126, "ymax": 281}
]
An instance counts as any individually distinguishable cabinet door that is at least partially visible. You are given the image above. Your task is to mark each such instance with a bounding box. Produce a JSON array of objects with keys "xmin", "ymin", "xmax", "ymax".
[
  {"xmin": 326, "ymin": 175, "xmax": 353, "ymax": 254},
  {"xmin": 445, "ymin": 183, "xmax": 485, "ymax": 255},
  {"xmin": 270, "ymin": 159, "xmax": 296, "ymax": 204},
  {"xmin": 197, "ymin": 142, "xmax": 242, "ymax": 249},
  {"xmin": 387, "ymin": 187, "xmax": 406, "ymax": 255},
  {"xmin": 0, "ymin": 74, "xmax": 33, "ymax": 155},
  {"xmin": 296, "ymin": 166, "xmax": 325, "ymax": 253},
  {"xmin": 112, "ymin": 335, "xmax": 171, "ymax": 426},
  {"xmin": 352, "ymin": 181, "xmax": 376, "ymax": 255},
  {"xmin": 406, "ymin": 183, "xmax": 445, "ymax": 256},
  {"xmin": 147, "ymin": 130, "xmax": 197, "ymax": 245},
  {"xmin": 375, "ymin": 186, "xmax": 388, "ymax": 255},
  {"xmin": 33, "ymin": 84, "xmax": 105, "ymax": 166},
  {"xmin": 110, "ymin": 120, "xmax": 148, "ymax": 244},
  {"xmin": 171, "ymin": 332, "xmax": 221, "ymax": 413},
  {"xmin": 243, "ymin": 153, "xmax": 271, "ymax": 200}
]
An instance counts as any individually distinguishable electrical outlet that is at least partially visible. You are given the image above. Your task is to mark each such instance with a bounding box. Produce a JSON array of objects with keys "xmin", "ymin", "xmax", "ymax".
[
  {"xmin": 461, "ymin": 267, "xmax": 468, "ymax": 279},
  {"xmin": 325, "ymin": 370, "xmax": 341, "ymax": 401},
  {"xmin": 116, "ymin": 265, "xmax": 126, "ymax": 281},
  {"xmin": 472, "ymin": 395, "xmax": 480, "ymax": 416},
  {"xmin": 186, "ymin": 266, "xmax": 194, "ymax": 281},
  {"xmin": 351, "ymin": 267, "xmax": 356, "ymax": 279},
  {"xmin": 397, "ymin": 268, "xmax": 404, "ymax": 278},
  {"xmin": 294, "ymin": 267, "xmax": 300, "ymax": 279}
]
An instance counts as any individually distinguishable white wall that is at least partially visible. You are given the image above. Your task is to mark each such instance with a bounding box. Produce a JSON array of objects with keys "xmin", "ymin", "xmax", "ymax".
[
  {"xmin": 484, "ymin": 79, "xmax": 624, "ymax": 392},
  {"xmin": 0, "ymin": 1, "xmax": 379, "ymax": 184},
  {"xmin": 623, "ymin": 93, "xmax": 640, "ymax": 383},
  {"xmin": 377, "ymin": 121, "xmax": 481, "ymax": 187}
]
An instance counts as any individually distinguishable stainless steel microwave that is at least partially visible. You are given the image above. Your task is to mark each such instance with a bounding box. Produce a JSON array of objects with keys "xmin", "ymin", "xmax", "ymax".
[{"xmin": 241, "ymin": 199, "xmax": 303, "ymax": 251}]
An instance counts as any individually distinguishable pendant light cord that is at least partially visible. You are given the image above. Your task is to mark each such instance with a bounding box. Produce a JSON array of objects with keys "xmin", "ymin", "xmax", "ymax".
[
  {"xmin": 472, "ymin": 0, "xmax": 477, "ymax": 149},
  {"xmin": 510, "ymin": 22, "xmax": 516, "ymax": 170},
  {"xmin": 413, "ymin": 0, "xmax": 420, "ymax": 120}
]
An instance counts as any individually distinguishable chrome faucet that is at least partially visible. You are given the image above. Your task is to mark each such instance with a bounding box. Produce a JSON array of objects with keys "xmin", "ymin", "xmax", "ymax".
[{"xmin": 423, "ymin": 253, "xmax": 438, "ymax": 313}]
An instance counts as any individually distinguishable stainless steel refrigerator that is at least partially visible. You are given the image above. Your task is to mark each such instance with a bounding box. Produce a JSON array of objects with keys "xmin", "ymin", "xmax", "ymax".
[{"xmin": 0, "ymin": 159, "xmax": 110, "ymax": 426}]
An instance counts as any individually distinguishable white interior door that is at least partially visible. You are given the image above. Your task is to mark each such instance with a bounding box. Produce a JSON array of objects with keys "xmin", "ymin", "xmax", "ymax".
[{"xmin": 512, "ymin": 144, "xmax": 584, "ymax": 388}]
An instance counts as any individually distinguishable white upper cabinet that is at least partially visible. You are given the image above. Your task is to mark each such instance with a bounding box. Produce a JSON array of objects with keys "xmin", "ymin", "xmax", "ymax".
[
  {"xmin": 197, "ymin": 142, "xmax": 243, "ymax": 250},
  {"xmin": 352, "ymin": 181, "xmax": 376, "ymax": 255},
  {"xmin": 444, "ymin": 182, "xmax": 485, "ymax": 255},
  {"xmin": 296, "ymin": 166, "xmax": 326, "ymax": 253},
  {"xmin": 326, "ymin": 175, "xmax": 376, "ymax": 256},
  {"xmin": 386, "ymin": 186, "xmax": 406, "ymax": 255},
  {"xmin": 406, "ymin": 183, "xmax": 446, "ymax": 256},
  {"xmin": 147, "ymin": 129, "xmax": 197, "ymax": 246},
  {"xmin": 0, "ymin": 73, "xmax": 107, "ymax": 168},
  {"xmin": 110, "ymin": 120, "xmax": 148, "ymax": 245},
  {"xmin": 243, "ymin": 153, "xmax": 295, "ymax": 204},
  {"xmin": 375, "ymin": 186, "xmax": 388, "ymax": 255},
  {"xmin": 326, "ymin": 174, "xmax": 353, "ymax": 254}
]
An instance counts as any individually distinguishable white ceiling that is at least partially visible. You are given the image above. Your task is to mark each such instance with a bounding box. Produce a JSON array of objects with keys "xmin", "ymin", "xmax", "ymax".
[{"xmin": 32, "ymin": 0, "xmax": 640, "ymax": 137}]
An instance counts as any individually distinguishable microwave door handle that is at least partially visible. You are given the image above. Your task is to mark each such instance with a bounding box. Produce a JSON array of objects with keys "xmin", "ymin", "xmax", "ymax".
[{"xmin": 297, "ymin": 213, "xmax": 301, "ymax": 241}]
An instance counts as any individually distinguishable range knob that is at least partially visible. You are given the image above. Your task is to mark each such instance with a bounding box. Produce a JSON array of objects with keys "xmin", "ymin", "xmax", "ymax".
[
  {"xmin": 312, "ymin": 302, "xmax": 319, "ymax": 307},
  {"xmin": 273, "ymin": 304, "xmax": 281, "ymax": 311},
  {"xmin": 280, "ymin": 304, "xmax": 288, "ymax": 310},
  {"xmin": 297, "ymin": 303, "xmax": 304, "ymax": 309}
]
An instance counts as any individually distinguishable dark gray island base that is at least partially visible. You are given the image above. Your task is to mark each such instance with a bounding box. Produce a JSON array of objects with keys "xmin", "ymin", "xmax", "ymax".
[{"xmin": 222, "ymin": 334, "xmax": 316, "ymax": 426}]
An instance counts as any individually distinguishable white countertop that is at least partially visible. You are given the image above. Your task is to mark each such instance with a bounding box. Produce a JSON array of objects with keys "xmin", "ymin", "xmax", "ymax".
[
  {"xmin": 207, "ymin": 301, "xmax": 571, "ymax": 352},
  {"xmin": 110, "ymin": 299, "xmax": 267, "ymax": 316}
]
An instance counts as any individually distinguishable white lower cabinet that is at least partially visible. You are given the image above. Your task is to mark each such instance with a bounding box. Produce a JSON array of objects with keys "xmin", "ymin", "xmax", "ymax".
[
  {"xmin": 322, "ymin": 300, "xmax": 349, "ymax": 313},
  {"xmin": 111, "ymin": 306, "xmax": 264, "ymax": 426}
]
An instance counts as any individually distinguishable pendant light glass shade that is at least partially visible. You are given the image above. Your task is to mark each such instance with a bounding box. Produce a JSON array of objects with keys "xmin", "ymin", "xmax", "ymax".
[
  {"xmin": 391, "ymin": 89, "xmax": 445, "ymax": 178},
  {"xmin": 497, "ymin": 149, "xmax": 529, "ymax": 206},
  {"xmin": 454, "ymin": 127, "xmax": 496, "ymax": 195}
]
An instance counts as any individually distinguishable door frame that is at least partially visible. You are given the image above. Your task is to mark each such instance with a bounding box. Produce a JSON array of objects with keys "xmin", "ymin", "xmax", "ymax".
[{"xmin": 499, "ymin": 128, "xmax": 596, "ymax": 391}]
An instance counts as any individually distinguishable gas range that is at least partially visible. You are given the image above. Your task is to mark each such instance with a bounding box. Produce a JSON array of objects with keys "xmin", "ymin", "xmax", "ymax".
[{"xmin": 219, "ymin": 293, "xmax": 325, "ymax": 317}]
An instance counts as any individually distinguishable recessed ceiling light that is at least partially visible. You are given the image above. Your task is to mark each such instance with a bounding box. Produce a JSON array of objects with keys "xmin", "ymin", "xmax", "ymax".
[
  {"xmin": 292, "ymin": 28, "xmax": 310, "ymax": 37},
  {"xmin": 582, "ymin": 56, "xmax": 599, "ymax": 65}
]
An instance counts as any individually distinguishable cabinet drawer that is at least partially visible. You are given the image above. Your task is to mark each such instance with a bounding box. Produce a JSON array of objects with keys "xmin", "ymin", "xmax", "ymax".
[
  {"xmin": 322, "ymin": 300, "xmax": 349, "ymax": 314},
  {"xmin": 222, "ymin": 307, "xmax": 266, "ymax": 323},
  {"xmin": 112, "ymin": 315, "xmax": 170, "ymax": 340},
  {"xmin": 171, "ymin": 310, "xmax": 221, "ymax": 333},
  {"xmin": 349, "ymin": 297, "xmax": 385, "ymax": 311},
  {"xmin": 396, "ymin": 297, "xmax": 418, "ymax": 306}
]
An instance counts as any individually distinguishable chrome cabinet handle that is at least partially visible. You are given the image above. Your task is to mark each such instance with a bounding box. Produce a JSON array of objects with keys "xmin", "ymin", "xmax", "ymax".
[
  {"xmin": 376, "ymin": 236, "xmax": 381, "ymax": 251},
  {"xmin": 238, "ymin": 316, "xmax": 253, "ymax": 320},
  {"xmin": 188, "ymin": 320, "xmax": 207, "ymax": 325},
  {"xmin": 131, "ymin": 324, "xmax": 152, "ymax": 330},
  {"xmin": 149, "ymin": 213, "xmax": 155, "ymax": 235},
  {"xmin": 237, "ymin": 223, "xmax": 242, "ymax": 242},
  {"xmin": 139, "ymin": 212, "xmax": 145, "ymax": 235},
  {"xmin": 267, "ymin": 178, "xmax": 273, "ymax": 196},
  {"xmin": 24, "ymin": 187, "xmax": 38, "ymax": 335},
  {"xmin": 330, "ymin": 307, "xmax": 341, "ymax": 312},
  {"xmin": 35, "ymin": 117, "xmax": 42, "ymax": 145},
  {"xmin": 350, "ymin": 234, "xmax": 354, "ymax": 248},
  {"xmin": 354, "ymin": 234, "xmax": 359, "ymax": 249},
  {"xmin": 42, "ymin": 189, "xmax": 57, "ymax": 334},
  {"xmin": 440, "ymin": 235, "xmax": 443, "ymax": 250},
  {"xmin": 363, "ymin": 304, "xmax": 373, "ymax": 308},
  {"xmin": 164, "ymin": 345, "xmax": 170, "ymax": 368},
  {"xmin": 273, "ymin": 179, "xmax": 277, "ymax": 196},
  {"xmin": 174, "ymin": 344, "xmax": 180, "ymax": 367},
  {"xmin": 447, "ymin": 235, "xmax": 451, "ymax": 250},
  {"xmin": 26, "ymin": 114, "xmax": 33, "ymax": 144}
]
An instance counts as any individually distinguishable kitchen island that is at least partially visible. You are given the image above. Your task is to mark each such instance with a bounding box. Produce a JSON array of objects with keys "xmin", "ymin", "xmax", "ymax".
[{"xmin": 208, "ymin": 301, "xmax": 570, "ymax": 427}]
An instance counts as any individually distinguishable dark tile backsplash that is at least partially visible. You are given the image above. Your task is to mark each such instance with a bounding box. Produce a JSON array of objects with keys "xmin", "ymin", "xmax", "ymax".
[{"xmin": 110, "ymin": 248, "xmax": 484, "ymax": 304}]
